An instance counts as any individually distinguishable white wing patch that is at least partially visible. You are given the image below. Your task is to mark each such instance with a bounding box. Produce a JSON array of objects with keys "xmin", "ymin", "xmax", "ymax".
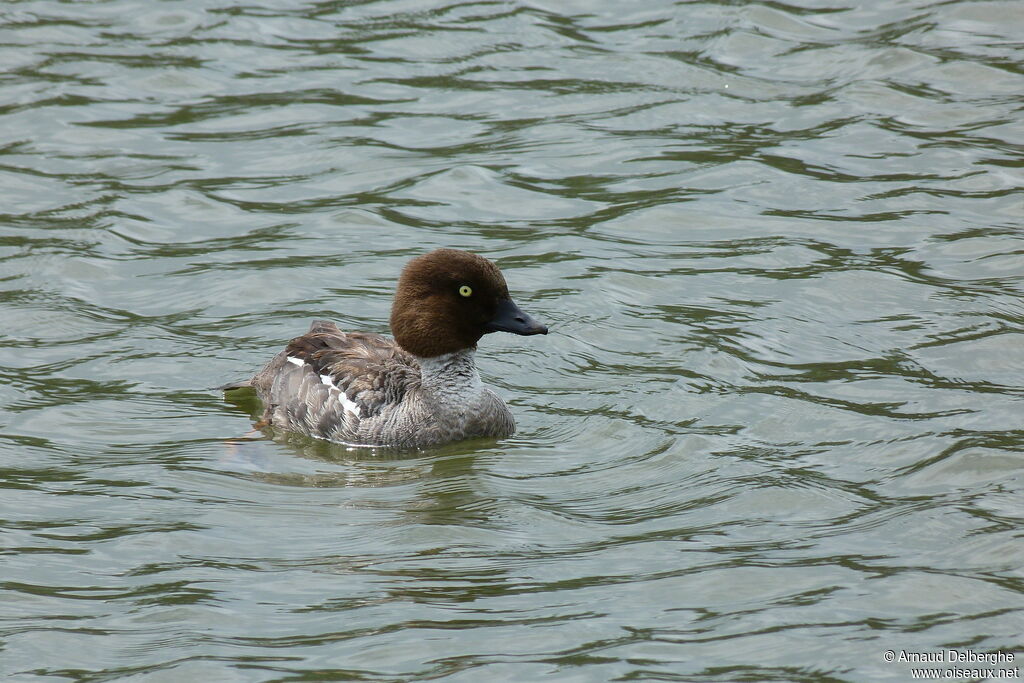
[
  {"xmin": 286, "ymin": 355, "xmax": 361, "ymax": 418},
  {"xmin": 319, "ymin": 373, "xmax": 362, "ymax": 418}
]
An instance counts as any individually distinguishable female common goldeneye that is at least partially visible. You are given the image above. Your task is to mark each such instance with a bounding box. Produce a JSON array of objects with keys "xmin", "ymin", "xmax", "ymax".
[{"xmin": 229, "ymin": 249, "xmax": 548, "ymax": 449}]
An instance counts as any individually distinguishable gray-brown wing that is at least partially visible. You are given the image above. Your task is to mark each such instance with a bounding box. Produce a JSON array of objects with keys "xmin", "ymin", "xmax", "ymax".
[{"xmin": 282, "ymin": 321, "xmax": 421, "ymax": 419}]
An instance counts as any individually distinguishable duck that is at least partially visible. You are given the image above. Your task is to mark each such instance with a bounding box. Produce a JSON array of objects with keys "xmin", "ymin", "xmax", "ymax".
[{"xmin": 226, "ymin": 249, "xmax": 548, "ymax": 449}]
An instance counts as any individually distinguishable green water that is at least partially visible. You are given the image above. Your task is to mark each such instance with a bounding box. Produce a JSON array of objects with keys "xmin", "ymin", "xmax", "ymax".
[{"xmin": 2, "ymin": 1, "xmax": 1022, "ymax": 681}]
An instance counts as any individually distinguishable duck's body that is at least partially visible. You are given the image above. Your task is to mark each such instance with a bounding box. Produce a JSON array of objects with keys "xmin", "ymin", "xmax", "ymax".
[
  {"xmin": 250, "ymin": 321, "xmax": 515, "ymax": 448},
  {"xmin": 233, "ymin": 249, "xmax": 547, "ymax": 449}
]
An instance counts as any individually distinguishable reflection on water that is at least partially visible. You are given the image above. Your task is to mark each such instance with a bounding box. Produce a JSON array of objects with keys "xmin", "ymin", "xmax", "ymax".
[{"xmin": 1, "ymin": 0, "xmax": 1021, "ymax": 680}]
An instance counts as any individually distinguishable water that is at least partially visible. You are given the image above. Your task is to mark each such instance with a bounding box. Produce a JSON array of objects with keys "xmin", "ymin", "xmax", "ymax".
[{"xmin": 2, "ymin": 1, "xmax": 1022, "ymax": 680}]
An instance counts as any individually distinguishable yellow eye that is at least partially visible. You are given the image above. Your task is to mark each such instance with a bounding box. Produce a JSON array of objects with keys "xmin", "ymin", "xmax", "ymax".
[{"xmin": 458, "ymin": 285, "xmax": 473, "ymax": 297}]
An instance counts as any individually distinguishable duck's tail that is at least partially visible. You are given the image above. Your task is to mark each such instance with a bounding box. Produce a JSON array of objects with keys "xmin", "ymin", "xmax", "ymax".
[{"xmin": 217, "ymin": 379, "xmax": 253, "ymax": 391}]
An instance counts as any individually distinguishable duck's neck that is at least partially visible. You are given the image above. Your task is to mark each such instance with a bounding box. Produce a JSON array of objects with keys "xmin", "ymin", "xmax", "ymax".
[{"xmin": 417, "ymin": 348, "xmax": 484, "ymax": 407}]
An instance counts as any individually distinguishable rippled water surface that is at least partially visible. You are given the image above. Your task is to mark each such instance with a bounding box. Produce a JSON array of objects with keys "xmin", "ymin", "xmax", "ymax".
[{"xmin": 2, "ymin": 1, "xmax": 1022, "ymax": 680}]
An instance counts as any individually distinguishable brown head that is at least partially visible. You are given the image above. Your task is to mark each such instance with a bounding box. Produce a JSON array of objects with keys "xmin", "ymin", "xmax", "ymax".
[{"xmin": 389, "ymin": 249, "xmax": 548, "ymax": 358}]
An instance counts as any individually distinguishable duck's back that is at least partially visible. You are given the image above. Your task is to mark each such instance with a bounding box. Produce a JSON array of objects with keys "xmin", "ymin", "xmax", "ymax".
[{"xmin": 251, "ymin": 320, "xmax": 426, "ymax": 446}]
